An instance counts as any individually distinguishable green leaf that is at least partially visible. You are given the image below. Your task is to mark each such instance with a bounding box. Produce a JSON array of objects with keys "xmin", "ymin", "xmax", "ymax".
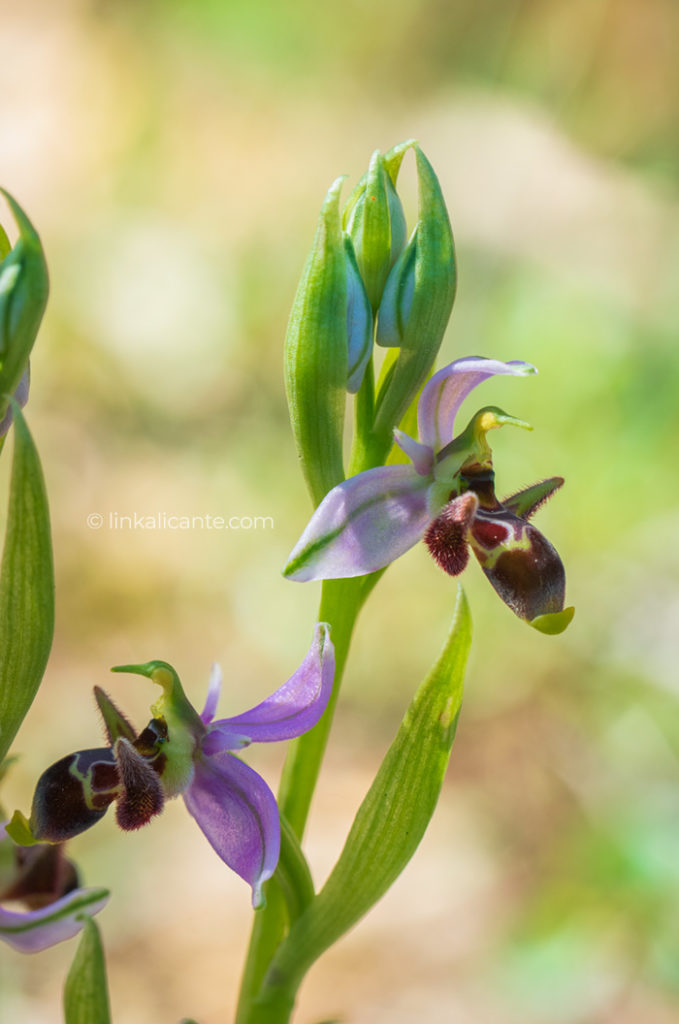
[
  {"xmin": 63, "ymin": 917, "xmax": 112, "ymax": 1024},
  {"xmin": 284, "ymin": 177, "xmax": 348, "ymax": 507},
  {"xmin": 273, "ymin": 813, "xmax": 315, "ymax": 923},
  {"xmin": 0, "ymin": 191, "xmax": 49, "ymax": 418},
  {"xmin": 0, "ymin": 403, "xmax": 54, "ymax": 763},
  {"xmin": 260, "ymin": 588, "xmax": 472, "ymax": 998}
]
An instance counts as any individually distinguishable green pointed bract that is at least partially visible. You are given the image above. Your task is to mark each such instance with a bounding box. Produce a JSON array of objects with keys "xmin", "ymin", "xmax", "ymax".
[
  {"xmin": 111, "ymin": 661, "xmax": 203, "ymax": 798},
  {"xmin": 0, "ymin": 402, "xmax": 54, "ymax": 765},
  {"xmin": 503, "ymin": 476, "xmax": 564, "ymax": 519},
  {"xmin": 0, "ymin": 191, "xmax": 49, "ymax": 421},
  {"xmin": 372, "ymin": 146, "xmax": 456, "ymax": 464},
  {"xmin": 284, "ymin": 177, "xmax": 348, "ymax": 507},
  {"xmin": 93, "ymin": 687, "xmax": 136, "ymax": 744},
  {"xmin": 257, "ymin": 590, "xmax": 472, "ymax": 1001},
  {"xmin": 382, "ymin": 138, "xmax": 415, "ymax": 185},
  {"xmin": 343, "ymin": 149, "xmax": 407, "ymax": 311},
  {"xmin": 63, "ymin": 917, "xmax": 112, "ymax": 1024}
]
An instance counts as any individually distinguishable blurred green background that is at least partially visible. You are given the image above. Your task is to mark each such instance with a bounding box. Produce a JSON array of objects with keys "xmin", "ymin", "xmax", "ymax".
[{"xmin": 2, "ymin": 0, "xmax": 679, "ymax": 1021}]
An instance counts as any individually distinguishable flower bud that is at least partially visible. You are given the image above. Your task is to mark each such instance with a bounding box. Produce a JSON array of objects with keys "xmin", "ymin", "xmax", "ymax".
[
  {"xmin": 284, "ymin": 178, "xmax": 348, "ymax": 506},
  {"xmin": 372, "ymin": 146, "xmax": 456, "ymax": 461},
  {"xmin": 343, "ymin": 149, "xmax": 407, "ymax": 311},
  {"xmin": 344, "ymin": 236, "xmax": 373, "ymax": 394},
  {"xmin": 0, "ymin": 191, "xmax": 48, "ymax": 428}
]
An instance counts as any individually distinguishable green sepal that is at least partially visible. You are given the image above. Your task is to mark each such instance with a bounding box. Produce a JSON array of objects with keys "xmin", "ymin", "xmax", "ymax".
[
  {"xmin": 63, "ymin": 917, "xmax": 112, "ymax": 1024},
  {"xmin": 343, "ymin": 150, "xmax": 407, "ymax": 311},
  {"xmin": 0, "ymin": 191, "xmax": 49, "ymax": 420},
  {"xmin": 372, "ymin": 146, "xmax": 456, "ymax": 464},
  {"xmin": 259, "ymin": 589, "xmax": 472, "ymax": 999},
  {"xmin": 0, "ymin": 402, "xmax": 54, "ymax": 764},
  {"xmin": 5, "ymin": 809, "xmax": 40, "ymax": 846},
  {"xmin": 285, "ymin": 178, "xmax": 348, "ymax": 507},
  {"xmin": 382, "ymin": 139, "xmax": 415, "ymax": 185}
]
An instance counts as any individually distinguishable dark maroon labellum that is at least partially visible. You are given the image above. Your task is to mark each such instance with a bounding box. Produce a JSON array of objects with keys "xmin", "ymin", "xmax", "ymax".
[{"xmin": 29, "ymin": 749, "xmax": 119, "ymax": 843}]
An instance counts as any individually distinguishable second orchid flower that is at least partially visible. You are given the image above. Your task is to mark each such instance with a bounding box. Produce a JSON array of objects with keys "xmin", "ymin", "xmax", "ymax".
[{"xmin": 7, "ymin": 625, "xmax": 335, "ymax": 908}]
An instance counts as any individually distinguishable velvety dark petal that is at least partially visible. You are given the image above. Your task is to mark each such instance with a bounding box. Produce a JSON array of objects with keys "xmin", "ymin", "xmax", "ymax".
[
  {"xmin": 183, "ymin": 752, "xmax": 280, "ymax": 909},
  {"xmin": 418, "ymin": 357, "xmax": 536, "ymax": 452},
  {"xmin": 469, "ymin": 509, "xmax": 567, "ymax": 622},
  {"xmin": 113, "ymin": 739, "xmax": 165, "ymax": 832},
  {"xmin": 284, "ymin": 464, "xmax": 431, "ymax": 581},
  {"xmin": 0, "ymin": 840, "xmax": 79, "ymax": 910},
  {"xmin": 424, "ymin": 492, "xmax": 478, "ymax": 577},
  {"xmin": 29, "ymin": 749, "xmax": 119, "ymax": 843},
  {"xmin": 203, "ymin": 623, "xmax": 335, "ymax": 753},
  {"xmin": 502, "ymin": 477, "xmax": 564, "ymax": 520}
]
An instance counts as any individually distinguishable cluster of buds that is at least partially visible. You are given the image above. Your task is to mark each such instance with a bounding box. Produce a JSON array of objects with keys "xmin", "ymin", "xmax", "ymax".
[{"xmin": 284, "ymin": 141, "xmax": 457, "ymax": 504}]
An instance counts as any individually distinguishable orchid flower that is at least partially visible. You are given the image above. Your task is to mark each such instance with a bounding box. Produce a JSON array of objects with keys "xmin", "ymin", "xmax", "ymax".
[
  {"xmin": 0, "ymin": 830, "xmax": 108, "ymax": 953},
  {"xmin": 284, "ymin": 357, "xmax": 574, "ymax": 634},
  {"xmin": 7, "ymin": 624, "xmax": 335, "ymax": 908}
]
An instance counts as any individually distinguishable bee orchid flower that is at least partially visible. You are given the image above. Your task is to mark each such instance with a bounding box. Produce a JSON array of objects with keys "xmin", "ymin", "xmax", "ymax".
[
  {"xmin": 284, "ymin": 358, "xmax": 573, "ymax": 634},
  {"xmin": 7, "ymin": 624, "xmax": 335, "ymax": 908},
  {"xmin": 0, "ymin": 831, "xmax": 108, "ymax": 953}
]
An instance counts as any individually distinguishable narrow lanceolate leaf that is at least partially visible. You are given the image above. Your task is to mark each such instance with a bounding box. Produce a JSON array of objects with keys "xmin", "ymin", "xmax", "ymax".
[
  {"xmin": 260, "ymin": 589, "xmax": 472, "ymax": 998},
  {"xmin": 284, "ymin": 178, "xmax": 348, "ymax": 507},
  {"xmin": 63, "ymin": 917, "xmax": 112, "ymax": 1024},
  {"xmin": 0, "ymin": 404, "xmax": 54, "ymax": 763}
]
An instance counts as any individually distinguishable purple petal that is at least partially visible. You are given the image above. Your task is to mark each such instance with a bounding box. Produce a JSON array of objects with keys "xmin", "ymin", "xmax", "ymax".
[
  {"xmin": 184, "ymin": 752, "xmax": 280, "ymax": 908},
  {"xmin": 0, "ymin": 887, "xmax": 109, "ymax": 953},
  {"xmin": 393, "ymin": 429, "xmax": 434, "ymax": 476},
  {"xmin": 203, "ymin": 623, "xmax": 335, "ymax": 753},
  {"xmin": 284, "ymin": 464, "xmax": 431, "ymax": 581},
  {"xmin": 200, "ymin": 663, "xmax": 222, "ymax": 725},
  {"xmin": 0, "ymin": 366, "xmax": 30, "ymax": 438},
  {"xmin": 418, "ymin": 357, "xmax": 537, "ymax": 452}
]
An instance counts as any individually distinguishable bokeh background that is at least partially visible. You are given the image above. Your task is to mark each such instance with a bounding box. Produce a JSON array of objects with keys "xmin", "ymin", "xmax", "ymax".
[{"xmin": 2, "ymin": 0, "xmax": 679, "ymax": 1021}]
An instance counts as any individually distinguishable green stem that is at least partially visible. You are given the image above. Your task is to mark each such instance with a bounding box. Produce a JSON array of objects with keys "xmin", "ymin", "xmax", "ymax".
[{"xmin": 235, "ymin": 576, "xmax": 369, "ymax": 1024}]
